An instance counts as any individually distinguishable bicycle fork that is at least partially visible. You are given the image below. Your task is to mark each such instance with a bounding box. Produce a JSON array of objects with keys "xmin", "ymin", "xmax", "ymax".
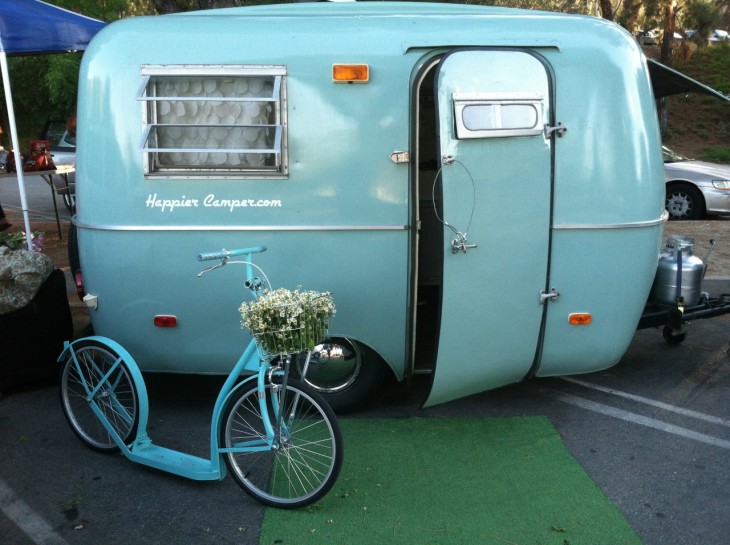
[{"xmin": 259, "ymin": 355, "xmax": 306, "ymax": 451}]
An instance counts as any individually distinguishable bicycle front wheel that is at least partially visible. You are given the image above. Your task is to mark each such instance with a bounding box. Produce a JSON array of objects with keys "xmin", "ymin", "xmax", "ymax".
[
  {"xmin": 60, "ymin": 340, "xmax": 139, "ymax": 452},
  {"xmin": 220, "ymin": 378, "xmax": 343, "ymax": 509}
]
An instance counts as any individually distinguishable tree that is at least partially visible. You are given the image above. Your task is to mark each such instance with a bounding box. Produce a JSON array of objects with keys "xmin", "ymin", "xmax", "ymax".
[
  {"xmin": 0, "ymin": 0, "xmax": 133, "ymax": 143},
  {"xmin": 132, "ymin": 0, "xmax": 300, "ymax": 14},
  {"xmin": 618, "ymin": 0, "xmax": 643, "ymax": 33},
  {"xmin": 598, "ymin": 0, "xmax": 615, "ymax": 20},
  {"xmin": 4, "ymin": 0, "xmax": 727, "ymax": 145},
  {"xmin": 684, "ymin": 0, "xmax": 723, "ymax": 45},
  {"xmin": 660, "ymin": 1, "xmax": 681, "ymax": 66}
]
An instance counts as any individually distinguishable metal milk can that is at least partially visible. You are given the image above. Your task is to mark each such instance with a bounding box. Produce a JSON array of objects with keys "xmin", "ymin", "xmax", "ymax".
[{"xmin": 650, "ymin": 236, "xmax": 705, "ymax": 307}]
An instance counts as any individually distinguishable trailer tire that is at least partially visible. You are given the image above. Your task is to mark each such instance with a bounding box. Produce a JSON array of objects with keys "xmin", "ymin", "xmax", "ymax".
[
  {"xmin": 63, "ymin": 192, "xmax": 75, "ymax": 214},
  {"xmin": 68, "ymin": 222, "xmax": 80, "ymax": 275},
  {"xmin": 663, "ymin": 326, "xmax": 687, "ymax": 345},
  {"xmin": 295, "ymin": 338, "xmax": 387, "ymax": 413}
]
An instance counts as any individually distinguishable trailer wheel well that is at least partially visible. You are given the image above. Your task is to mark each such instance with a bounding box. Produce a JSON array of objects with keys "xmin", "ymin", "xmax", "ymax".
[{"xmin": 294, "ymin": 337, "xmax": 388, "ymax": 413}]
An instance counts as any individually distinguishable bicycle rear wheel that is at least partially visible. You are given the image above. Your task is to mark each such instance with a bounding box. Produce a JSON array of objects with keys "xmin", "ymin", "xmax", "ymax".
[
  {"xmin": 60, "ymin": 340, "xmax": 139, "ymax": 452},
  {"xmin": 220, "ymin": 378, "xmax": 343, "ymax": 509}
]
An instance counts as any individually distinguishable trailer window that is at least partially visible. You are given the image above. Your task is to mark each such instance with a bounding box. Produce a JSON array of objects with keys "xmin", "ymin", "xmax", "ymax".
[
  {"xmin": 453, "ymin": 93, "xmax": 543, "ymax": 139},
  {"xmin": 138, "ymin": 65, "xmax": 287, "ymax": 178}
]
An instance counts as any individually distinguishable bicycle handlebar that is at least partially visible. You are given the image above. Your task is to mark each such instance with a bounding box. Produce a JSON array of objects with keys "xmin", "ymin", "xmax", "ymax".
[{"xmin": 197, "ymin": 246, "xmax": 267, "ymax": 262}]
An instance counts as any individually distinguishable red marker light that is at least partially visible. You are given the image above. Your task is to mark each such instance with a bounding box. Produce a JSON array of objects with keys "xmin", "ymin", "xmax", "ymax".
[{"xmin": 154, "ymin": 315, "xmax": 177, "ymax": 327}]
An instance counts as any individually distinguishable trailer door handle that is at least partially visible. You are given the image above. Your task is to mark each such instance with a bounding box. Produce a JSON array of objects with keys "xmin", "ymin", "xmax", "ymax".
[
  {"xmin": 390, "ymin": 151, "xmax": 410, "ymax": 163},
  {"xmin": 451, "ymin": 239, "xmax": 477, "ymax": 253}
]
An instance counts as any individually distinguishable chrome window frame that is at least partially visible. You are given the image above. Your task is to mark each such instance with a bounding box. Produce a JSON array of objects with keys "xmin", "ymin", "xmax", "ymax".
[
  {"xmin": 138, "ymin": 64, "xmax": 288, "ymax": 179},
  {"xmin": 453, "ymin": 92, "xmax": 544, "ymax": 139}
]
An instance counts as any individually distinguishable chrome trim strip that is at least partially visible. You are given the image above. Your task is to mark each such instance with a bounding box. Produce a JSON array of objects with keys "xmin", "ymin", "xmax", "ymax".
[
  {"xmin": 73, "ymin": 221, "xmax": 409, "ymax": 232},
  {"xmin": 553, "ymin": 212, "xmax": 667, "ymax": 230}
]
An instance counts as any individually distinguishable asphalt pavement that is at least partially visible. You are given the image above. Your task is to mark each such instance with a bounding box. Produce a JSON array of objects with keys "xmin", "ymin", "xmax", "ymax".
[
  {"xmin": 1, "ymin": 170, "xmax": 73, "ymax": 225},
  {"xmin": 2, "ymin": 319, "xmax": 730, "ymax": 545},
  {"xmin": 1, "ymin": 175, "xmax": 729, "ymax": 545}
]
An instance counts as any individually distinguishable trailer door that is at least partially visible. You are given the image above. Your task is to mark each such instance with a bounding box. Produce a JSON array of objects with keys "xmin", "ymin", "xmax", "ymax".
[{"xmin": 424, "ymin": 49, "xmax": 553, "ymax": 407}]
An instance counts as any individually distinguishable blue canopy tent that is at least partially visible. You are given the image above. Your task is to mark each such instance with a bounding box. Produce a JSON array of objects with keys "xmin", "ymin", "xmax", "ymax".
[{"xmin": 0, "ymin": 0, "xmax": 104, "ymax": 249}]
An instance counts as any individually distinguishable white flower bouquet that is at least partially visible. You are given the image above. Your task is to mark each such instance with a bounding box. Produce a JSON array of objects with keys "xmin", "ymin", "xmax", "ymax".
[{"xmin": 239, "ymin": 287, "xmax": 335, "ymax": 355}]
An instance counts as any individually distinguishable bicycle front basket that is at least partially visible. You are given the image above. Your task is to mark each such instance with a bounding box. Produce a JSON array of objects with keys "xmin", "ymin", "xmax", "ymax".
[{"xmin": 241, "ymin": 289, "xmax": 335, "ymax": 357}]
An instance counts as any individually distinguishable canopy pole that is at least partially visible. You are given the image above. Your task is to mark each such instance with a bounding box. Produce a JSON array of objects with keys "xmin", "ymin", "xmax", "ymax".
[{"xmin": 1, "ymin": 51, "xmax": 34, "ymax": 251}]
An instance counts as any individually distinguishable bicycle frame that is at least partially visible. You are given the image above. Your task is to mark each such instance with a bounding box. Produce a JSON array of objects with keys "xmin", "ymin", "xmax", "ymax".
[{"xmin": 58, "ymin": 246, "xmax": 303, "ymax": 482}]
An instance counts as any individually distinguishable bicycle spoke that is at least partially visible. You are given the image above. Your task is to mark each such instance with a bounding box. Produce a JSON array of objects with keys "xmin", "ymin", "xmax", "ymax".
[
  {"xmin": 61, "ymin": 341, "xmax": 140, "ymax": 452},
  {"xmin": 221, "ymin": 379, "xmax": 342, "ymax": 508}
]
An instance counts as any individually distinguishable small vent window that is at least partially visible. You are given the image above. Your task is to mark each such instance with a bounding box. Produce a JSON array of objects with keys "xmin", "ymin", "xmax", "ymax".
[
  {"xmin": 138, "ymin": 65, "xmax": 287, "ymax": 178},
  {"xmin": 453, "ymin": 93, "xmax": 544, "ymax": 139}
]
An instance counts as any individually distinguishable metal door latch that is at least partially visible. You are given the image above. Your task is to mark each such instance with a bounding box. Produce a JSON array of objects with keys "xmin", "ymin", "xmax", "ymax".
[
  {"xmin": 540, "ymin": 288, "xmax": 560, "ymax": 304},
  {"xmin": 544, "ymin": 123, "xmax": 567, "ymax": 138}
]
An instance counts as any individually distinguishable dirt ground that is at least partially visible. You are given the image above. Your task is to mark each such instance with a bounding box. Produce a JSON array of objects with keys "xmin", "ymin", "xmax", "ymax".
[
  {"xmin": 641, "ymin": 44, "xmax": 730, "ymax": 162},
  {"xmin": 664, "ymin": 219, "xmax": 730, "ymax": 277}
]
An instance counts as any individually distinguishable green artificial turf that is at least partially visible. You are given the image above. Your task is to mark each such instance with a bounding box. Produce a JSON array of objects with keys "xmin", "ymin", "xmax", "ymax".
[{"xmin": 259, "ymin": 417, "xmax": 642, "ymax": 545}]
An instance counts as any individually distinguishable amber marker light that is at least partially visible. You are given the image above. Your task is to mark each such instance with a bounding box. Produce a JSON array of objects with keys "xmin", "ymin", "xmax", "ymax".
[
  {"xmin": 569, "ymin": 313, "xmax": 592, "ymax": 326},
  {"xmin": 332, "ymin": 64, "xmax": 369, "ymax": 83},
  {"xmin": 154, "ymin": 315, "xmax": 177, "ymax": 327}
]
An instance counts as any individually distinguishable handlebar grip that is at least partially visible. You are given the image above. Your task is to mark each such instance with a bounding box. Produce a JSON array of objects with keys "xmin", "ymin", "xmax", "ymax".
[
  {"xmin": 197, "ymin": 250, "xmax": 230, "ymax": 262},
  {"xmin": 197, "ymin": 246, "xmax": 267, "ymax": 262}
]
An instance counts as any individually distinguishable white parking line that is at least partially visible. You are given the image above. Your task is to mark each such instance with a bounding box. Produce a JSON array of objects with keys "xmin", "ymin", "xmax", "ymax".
[
  {"xmin": 553, "ymin": 391, "xmax": 730, "ymax": 450},
  {"xmin": 561, "ymin": 377, "xmax": 730, "ymax": 428},
  {"xmin": 0, "ymin": 478, "xmax": 70, "ymax": 545}
]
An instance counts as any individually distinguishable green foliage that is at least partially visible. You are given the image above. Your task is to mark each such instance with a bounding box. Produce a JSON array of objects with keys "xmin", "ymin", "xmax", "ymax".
[
  {"xmin": 670, "ymin": 46, "xmax": 730, "ymax": 160},
  {"xmin": 45, "ymin": 55, "xmax": 83, "ymax": 115},
  {"xmin": 491, "ymin": 0, "xmax": 590, "ymax": 13},
  {"xmin": 684, "ymin": 0, "xmax": 723, "ymax": 46},
  {"xmin": 0, "ymin": 230, "xmax": 45, "ymax": 252},
  {"xmin": 51, "ymin": 0, "xmax": 131, "ymax": 22},
  {"xmin": 676, "ymin": 45, "xmax": 730, "ymax": 93},
  {"xmin": 0, "ymin": 0, "xmax": 131, "ymax": 148},
  {"xmin": 0, "ymin": 57, "xmax": 54, "ymax": 148},
  {"xmin": 700, "ymin": 147, "xmax": 730, "ymax": 162}
]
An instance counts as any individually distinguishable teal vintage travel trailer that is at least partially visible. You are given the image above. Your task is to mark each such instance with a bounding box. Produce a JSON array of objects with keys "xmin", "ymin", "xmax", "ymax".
[{"xmin": 71, "ymin": 2, "xmax": 719, "ymax": 410}]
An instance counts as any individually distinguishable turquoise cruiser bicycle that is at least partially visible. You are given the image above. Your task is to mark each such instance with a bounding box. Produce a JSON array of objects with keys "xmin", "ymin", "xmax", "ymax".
[{"xmin": 58, "ymin": 246, "xmax": 343, "ymax": 509}]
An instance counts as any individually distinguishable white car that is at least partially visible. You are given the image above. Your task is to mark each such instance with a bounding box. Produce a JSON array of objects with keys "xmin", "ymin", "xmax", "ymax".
[
  {"xmin": 636, "ymin": 28, "xmax": 659, "ymax": 45},
  {"xmin": 711, "ymin": 29, "xmax": 729, "ymax": 43},
  {"xmin": 664, "ymin": 146, "xmax": 730, "ymax": 220},
  {"xmin": 684, "ymin": 29, "xmax": 729, "ymax": 45}
]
